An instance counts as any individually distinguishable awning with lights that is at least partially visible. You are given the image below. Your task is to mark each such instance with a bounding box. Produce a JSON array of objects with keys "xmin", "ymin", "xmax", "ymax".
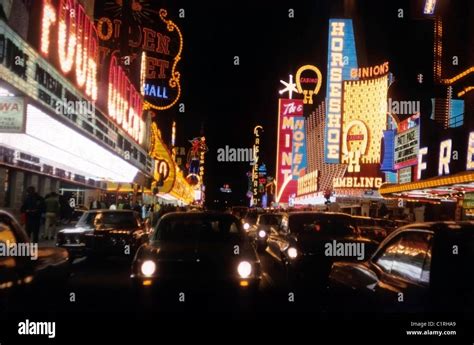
[{"xmin": 379, "ymin": 170, "xmax": 474, "ymax": 201}]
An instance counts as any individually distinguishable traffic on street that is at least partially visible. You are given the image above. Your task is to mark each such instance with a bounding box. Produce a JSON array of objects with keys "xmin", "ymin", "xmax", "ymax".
[{"xmin": 0, "ymin": 0, "xmax": 473, "ymax": 344}]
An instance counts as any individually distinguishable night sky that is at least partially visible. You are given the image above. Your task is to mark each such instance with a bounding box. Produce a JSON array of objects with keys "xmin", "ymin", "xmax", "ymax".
[{"xmin": 154, "ymin": 0, "xmax": 472, "ymax": 206}]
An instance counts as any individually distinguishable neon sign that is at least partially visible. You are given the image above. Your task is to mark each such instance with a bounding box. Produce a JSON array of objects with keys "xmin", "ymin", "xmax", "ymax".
[
  {"xmin": 324, "ymin": 19, "xmax": 358, "ymax": 164},
  {"xmin": 40, "ymin": 0, "xmax": 98, "ymax": 101},
  {"xmin": 275, "ymin": 99, "xmax": 303, "ymax": 203},
  {"xmin": 108, "ymin": 54, "xmax": 145, "ymax": 144},
  {"xmin": 295, "ymin": 65, "xmax": 322, "ymax": 104},
  {"xmin": 252, "ymin": 125, "xmax": 263, "ymax": 204},
  {"xmin": 95, "ymin": 3, "xmax": 183, "ymax": 111}
]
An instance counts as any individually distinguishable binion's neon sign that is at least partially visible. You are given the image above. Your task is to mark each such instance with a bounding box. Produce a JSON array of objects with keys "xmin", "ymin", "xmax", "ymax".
[{"xmin": 40, "ymin": 0, "xmax": 98, "ymax": 101}]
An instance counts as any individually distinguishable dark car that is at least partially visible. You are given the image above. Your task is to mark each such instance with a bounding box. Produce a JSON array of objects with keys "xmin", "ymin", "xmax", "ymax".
[
  {"xmin": 242, "ymin": 211, "xmax": 261, "ymax": 231},
  {"xmin": 327, "ymin": 221, "xmax": 474, "ymax": 312},
  {"xmin": 352, "ymin": 216, "xmax": 387, "ymax": 242},
  {"xmin": 266, "ymin": 212, "xmax": 379, "ymax": 288},
  {"xmin": 0, "ymin": 210, "xmax": 70, "ymax": 312},
  {"xmin": 131, "ymin": 212, "xmax": 261, "ymax": 295},
  {"xmin": 56, "ymin": 210, "xmax": 149, "ymax": 259},
  {"xmin": 248, "ymin": 213, "xmax": 286, "ymax": 252}
]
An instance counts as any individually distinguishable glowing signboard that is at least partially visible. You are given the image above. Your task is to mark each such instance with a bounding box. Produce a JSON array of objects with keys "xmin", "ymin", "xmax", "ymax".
[
  {"xmin": 252, "ymin": 125, "xmax": 263, "ymax": 204},
  {"xmin": 295, "ymin": 65, "xmax": 322, "ymax": 104},
  {"xmin": 275, "ymin": 99, "xmax": 303, "ymax": 203},
  {"xmin": 394, "ymin": 126, "xmax": 420, "ymax": 169},
  {"xmin": 341, "ymin": 74, "xmax": 388, "ymax": 171},
  {"xmin": 297, "ymin": 170, "xmax": 319, "ymax": 196},
  {"xmin": 0, "ymin": 20, "xmax": 150, "ymax": 173},
  {"xmin": 333, "ymin": 177, "xmax": 383, "ymax": 189},
  {"xmin": 291, "ymin": 118, "xmax": 307, "ymax": 179},
  {"xmin": 108, "ymin": 54, "xmax": 145, "ymax": 144},
  {"xmin": 324, "ymin": 19, "xmax": 358, "ymax": 163},
  {"xmin": 416, "ymin": 129, "xmax": 474, "ymax": 180},
  {"xmin": 40, "ymin": 0, "xmax": 98, "ymax": 101},
  {"xmin": 95, "ymin": 2, "xmax": 183, "ymax": 111}
]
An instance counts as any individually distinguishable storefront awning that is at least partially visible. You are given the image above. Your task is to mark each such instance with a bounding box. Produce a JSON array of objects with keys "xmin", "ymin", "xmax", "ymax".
[
  {"xmin": 0, "ymin": 104, "xmax": 140, "ymax": 182},
  {"xmin": 380, "ymin": 171, "xmax": 474, "ymax": 200}
]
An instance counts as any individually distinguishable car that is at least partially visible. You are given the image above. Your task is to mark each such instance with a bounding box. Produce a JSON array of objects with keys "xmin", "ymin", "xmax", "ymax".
[
  {"xmin": 56, "ymin": 209, "xmax": 149, "ymax": 260},
  {"xmin": 0, "ymin": 210, "xmax": 70, "ymax": 312},
  {"xmin": 131, "ymin": 212, "xmax": 261, "ymax": 298},
  {"xmin": 352, "ymin": 216, "xmax": 387, "ymax": 242},
  {"xmin": 266, "ymin": 212, "xmax": 379, "ymax": 288},
  {"xmin": 247, "ymin": 212, "xmax": 286, "ymax": 252},
  {"xmin": 241, "ymin": 210, "xmax": 261, "ymax": 231},
  {"xmin": 327, "ymin": 221, "xmax": 474, "ymax": 312}
]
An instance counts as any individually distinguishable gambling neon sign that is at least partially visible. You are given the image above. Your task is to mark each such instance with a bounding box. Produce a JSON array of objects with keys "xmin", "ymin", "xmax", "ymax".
[{"xmin": 40, "ymin": 0, "xmax": 98, "ymax": 101}]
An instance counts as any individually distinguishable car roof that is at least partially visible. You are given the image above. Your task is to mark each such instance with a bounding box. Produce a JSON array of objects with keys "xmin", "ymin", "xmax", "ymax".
[
  {"xmin": 85, "ymin": 209, "xmax": 137, "ymax": 213},
  {"xmin": 160, "ymin": 211, "xmax": 239, "ymax": 221},
  {"xmin": 288, "ymin": 211, "xmax": 352, "ymax": 218},
  {"xmin": 397, "ymin": 221, "xmax": 474, "ymax": 234}
]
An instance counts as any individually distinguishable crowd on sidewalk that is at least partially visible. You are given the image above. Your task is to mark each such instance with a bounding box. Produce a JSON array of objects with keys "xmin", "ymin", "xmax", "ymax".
[{"xmin": 19, "ymin": 186, "xmax": 192, "ymax": 243}]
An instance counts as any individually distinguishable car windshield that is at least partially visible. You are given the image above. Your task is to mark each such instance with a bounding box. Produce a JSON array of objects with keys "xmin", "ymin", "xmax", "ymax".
[
  {"xmin": 289, "ymin": 214, "xmax": 355, "ymax": 237},
  {"xmin": 77, "ymin": 212, "xmax": 138, "ymax": 229},
  {"xmin": 154, "ymin": 216, "xmax": 242, "ymax": 242},
  {"xmin": 259, "ymin": 214, "xmax": 282, "ymax": 226}
]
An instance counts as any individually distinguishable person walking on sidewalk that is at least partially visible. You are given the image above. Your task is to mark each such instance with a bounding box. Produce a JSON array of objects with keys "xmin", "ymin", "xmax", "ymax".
[
  {"xmin": 20, "ymin": 186, "xmax": 45, "ymax": 243},
  {"xmin": 44, "ymin": 191, "xmax": 60, "ymax": 240}
]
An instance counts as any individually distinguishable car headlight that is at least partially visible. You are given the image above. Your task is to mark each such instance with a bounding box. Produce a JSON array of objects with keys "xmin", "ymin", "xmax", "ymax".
[
  {"xmin": 141, "ymin": 260, "xmax": 156, "ymax": 277},
  {"xmin": 243, "ymin": 223, "xmax": 250, "ymax": 230},
  {"xmin": 258, "ymin": 230, "xmax": 266, "ymax": 238},
  {"xmin": 287, "ymin": 247, "xmax": 298, "ymax": 259},
  {"xmin": 237, "ymin": 261, "xmax": 252, "ymax": 278}
]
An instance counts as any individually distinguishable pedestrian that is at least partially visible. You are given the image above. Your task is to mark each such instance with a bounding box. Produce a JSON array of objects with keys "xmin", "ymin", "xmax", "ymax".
[
  {"xmin": 20, "ymin": 186, "xmax": 45, "ymax": 243},
  {"xmin": 44, "ymin": 191, "xmax": 60, "ymax": 240}
]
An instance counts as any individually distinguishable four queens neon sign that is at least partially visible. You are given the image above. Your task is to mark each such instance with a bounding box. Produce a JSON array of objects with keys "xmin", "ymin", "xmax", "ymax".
[
  {"xmin": 40, "ymin": 0, "xmax": 145, "ymax": 145},
  {"xmin": 41, "ymin": 0, "xmax": 98, "ymax": 101},
  {"xmin": 108, "ymin": 54, "xmax": 145, "ymax": 144}
]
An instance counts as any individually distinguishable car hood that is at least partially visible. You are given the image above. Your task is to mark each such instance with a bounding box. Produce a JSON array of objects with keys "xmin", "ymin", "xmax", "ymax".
[
  {"xmin": 60, "ymin": 227, "xmax": 137, "ymax": 235},
  {"xmin": 137, "ymin": 241, "xmax": 256, "ymax": 262}
]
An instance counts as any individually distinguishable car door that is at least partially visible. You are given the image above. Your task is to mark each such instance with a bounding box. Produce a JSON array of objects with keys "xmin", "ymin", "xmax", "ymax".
[
  {"xmin": 0, "ymin": 214, "xmax": 35, "ymax": 311},
  {"xmin": 370, "ymin": 230, "xmax": 432, "ymax": 311}
]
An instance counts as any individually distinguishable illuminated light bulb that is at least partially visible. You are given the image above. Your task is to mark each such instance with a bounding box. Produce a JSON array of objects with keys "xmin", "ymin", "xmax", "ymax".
[
  {"xmin": 57, "ymin": 0, "xmax": 77, "ymax": 73},
  {"xmin": 41, "ymin": 0, "xmax": 57, "ymax": 55},
  {"xmin": 75, "ymin": 5, "xmax": 88, "ymax": 88}
]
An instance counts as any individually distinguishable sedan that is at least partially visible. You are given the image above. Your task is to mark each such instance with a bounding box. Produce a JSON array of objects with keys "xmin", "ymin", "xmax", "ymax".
[
  {"xmin": 247, "ymin": 212, "xmax": 286, "ymax": 252},
  {"xmin": 131, "ymin": 212, "xmax": 261, "ymax": 294},
  {"xmin": 328, "ymin": 221, "xmax": 474, "ymax": 312},
  {"xmin": 266, "ymin": 212, "xmax": 379, "ymax": 288},
  {"xmin": 56, "ymin": 210, "xmax": 149, "ymax": 260}
]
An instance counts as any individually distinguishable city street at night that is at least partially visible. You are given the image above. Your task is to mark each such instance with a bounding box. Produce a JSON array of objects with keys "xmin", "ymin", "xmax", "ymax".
[{"xmin": 1, "ymin": 0, "xmax": 474, "ymax": 344}]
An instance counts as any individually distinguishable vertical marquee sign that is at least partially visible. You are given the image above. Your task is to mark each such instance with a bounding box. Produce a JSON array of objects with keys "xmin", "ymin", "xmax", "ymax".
[
  {"xmin": 275, "ymin": 99, "xmax": 304, "ymax": 204},
  {"xmin": 324, "ymin": 19, "xmax": 358, "ymax": 164},
  {"xmin": 252, "ymin": 125, "xmax": 263, "ymax": 206}
]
